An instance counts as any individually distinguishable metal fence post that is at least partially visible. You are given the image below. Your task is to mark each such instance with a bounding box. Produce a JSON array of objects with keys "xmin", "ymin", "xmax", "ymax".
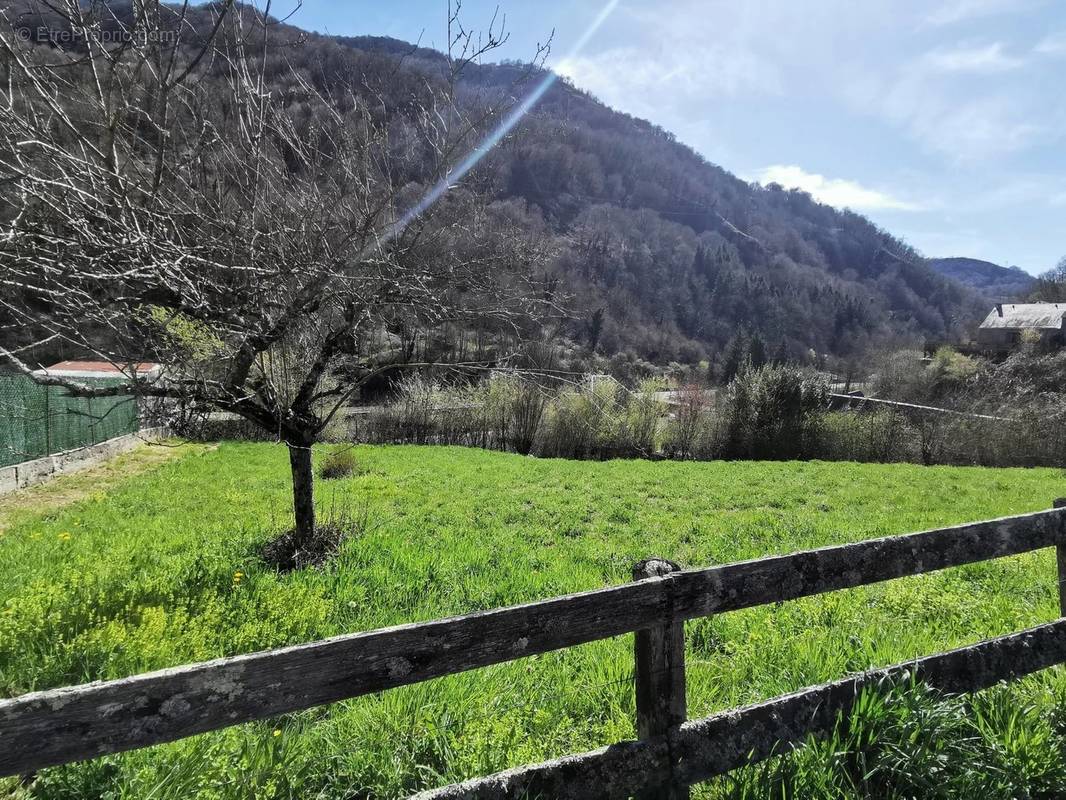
[
  {"xmin": 1055, "ymin": 499, "xmax": 1066, "ymax": 618},
  {"xmin": 633, "ymin": 558, "xmax": 689, "ymax": 800}
]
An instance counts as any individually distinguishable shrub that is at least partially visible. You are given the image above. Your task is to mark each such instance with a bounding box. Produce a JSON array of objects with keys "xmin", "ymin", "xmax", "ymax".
[
  {"xmin": 357, "ymin": 375, "xmax": 484, "ymax": 447},
  {"xmin": 390, "ymin": 374, "xmax": 445, "ymax": 444},
  {"xmin": 318, "ymin": 448, "xmax": 357, "ymax": 480},
  {"xmin": 723, "ymin": 365, "xmax": 828, "ymax": 460},
  {"xmin": 662, "ymin": 384, "xmax": 715, "ymax": 459},
  {"xmin": 610, "ymin": 379, "xmax": 666, "ymax": 457},
  {"xmin": 816, "ymin": 410, "xmax": 913, "ymax": 463},
  {"xmin": 482, "ymin": 376, "xmax": 546, "ymax": 455},
  {"xmin": 535, "ymin": 379, "xmax": 618, "ymax": 459}
]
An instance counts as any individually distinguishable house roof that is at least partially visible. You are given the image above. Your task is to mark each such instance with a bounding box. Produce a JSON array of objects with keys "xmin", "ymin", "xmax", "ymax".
[
  {"xmin": 979, "ymin": 304, "xmax": 1066, "ymax": 330},
  {"xmin": 36, "ymin": 361, "xmax": 160, "ymax": 379}
]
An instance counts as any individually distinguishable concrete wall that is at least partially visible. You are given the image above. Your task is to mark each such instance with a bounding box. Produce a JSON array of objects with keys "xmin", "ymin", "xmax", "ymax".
[{"xmin": 0, "ymin": 427, "xmax": 168, "ymax": 495}]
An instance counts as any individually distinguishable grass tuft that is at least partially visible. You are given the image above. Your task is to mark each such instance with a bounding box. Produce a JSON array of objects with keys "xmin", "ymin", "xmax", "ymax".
[{"xmin": 318, "ymin": 447, "xmax": 358, "ymax": 480}]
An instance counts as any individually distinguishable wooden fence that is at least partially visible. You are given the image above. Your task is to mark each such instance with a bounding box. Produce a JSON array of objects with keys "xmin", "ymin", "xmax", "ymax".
[
  {"xmin": 2, "ymin": 502, "xmax": 1066, "ymax": 798},
  {"xmin": 828, "ymin": 392, "xmax": 1014, "ymax": 422}
]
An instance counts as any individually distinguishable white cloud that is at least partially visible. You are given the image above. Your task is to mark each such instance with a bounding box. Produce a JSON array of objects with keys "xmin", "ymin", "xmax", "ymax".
[
  {"xmin": 551, "ymin": 0, "xmax": 880, "ymax": 116},
  {"xmin": 923, "ymin": 42, "xmax": 1024, "ymax": 73},
  {"xmin": 845, "ymin": 47, "xmax": 1055, "ymax": 161},
  {"xmin": 889, "ymin": 94, "xmax": 1045, "ymax": 161},
  {"xmin": 1035, "ymin": 32, "xmax": 1066, "ymax": 57},
  {"xmin": 923, "ymin": 0, "xmax": 1032, "ymax": 27},
  {"xmin": 753, "ymin": 165, "xmax": 923, "ymax": 211},
  {"xmin": 554, "ymin": 40, "xmax": 781, "ymax": 111}
]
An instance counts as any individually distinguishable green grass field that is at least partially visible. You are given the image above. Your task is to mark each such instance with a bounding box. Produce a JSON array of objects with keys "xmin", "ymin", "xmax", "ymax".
[{"xmin": 2, "ymin": 443, "xmax": 1065, "ymax": 798}]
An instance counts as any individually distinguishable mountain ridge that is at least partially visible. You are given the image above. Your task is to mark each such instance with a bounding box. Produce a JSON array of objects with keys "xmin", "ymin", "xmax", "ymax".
[
  {"xmin": 927, "ymin": 257, "xmax": 1035, "ymax": 301},
  {"xmin": 328, "ymin": 31, "xmax": 986, "ymax": 361},
  {"xmin": 4, "ymin": 3, "xmax": 988, "ymax": 365}
]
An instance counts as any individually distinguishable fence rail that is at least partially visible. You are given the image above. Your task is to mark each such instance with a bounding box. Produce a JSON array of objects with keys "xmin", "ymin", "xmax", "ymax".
[
  {"xmin": 2, "ymin": 504, "xmax": 1065, "ymax": 794},
  {"xmin": 828, "ymin": 392, "xmax": 1013, "ymax": 422},
  {"xmin": 415, "ymin": 619, "xmax": 1066, "ymax": 800}
]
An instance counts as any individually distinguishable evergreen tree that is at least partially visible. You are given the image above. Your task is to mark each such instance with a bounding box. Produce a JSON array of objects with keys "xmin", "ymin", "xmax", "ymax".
[
  {"xmin": 721, "ymin": 332, "xmax": 749, "ymax": 383},
  {"xmin": 749, "ymin": 332, "xmax": 768, "ymax": 370}
]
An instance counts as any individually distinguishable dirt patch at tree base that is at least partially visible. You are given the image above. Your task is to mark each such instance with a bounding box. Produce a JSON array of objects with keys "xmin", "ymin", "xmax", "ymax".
[{"xmin": 261, "ymin": 523, "xmax": 350, "ymax": 572}]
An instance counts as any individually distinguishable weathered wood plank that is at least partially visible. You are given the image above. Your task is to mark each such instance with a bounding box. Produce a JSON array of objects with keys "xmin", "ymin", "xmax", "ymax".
[
  {"xmin": 412, "ymin": 619, "xmax": 1066, "ymax": 800},
  {"xmin": 632, "ymin": 559, "xmax": 689, "ymax": 800},
  {"xmin": 633, "ymin": 560, "xmax": 687, "ymax": 740},
  {"xmin": 1055, "ymin": 499, "xmax": 1066, "ymax": 617},
  {"xmin": 0, "ymin": 507, "xmax": 1062, "ymax": 777},
  {"xmin": 672, "ymin": 617, "xmax": 1066, "ymax": 788},
  {"xmin": 0, "ymin": 581, "xmax": 669, "ymax": 777},
  {"xmin": 672, "ymin": 507, "xmax": 1066, "ymax": 619}
]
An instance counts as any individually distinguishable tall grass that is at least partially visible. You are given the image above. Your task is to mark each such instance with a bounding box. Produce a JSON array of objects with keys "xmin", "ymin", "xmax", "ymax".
[
  {"xmin": 358, "ymin": 375, "xmax": 676, "ymax": 461},
  {"xmin": 351, "ymin": 367, "xmax": 1066, "ymax": 470},
  {"xmin": 710, "ymin": 677, "xmax": 1066, "ymax": 799},
  {"xmin": 1, "ymin": 444, "xmax": 1065, "ymax": 797}
]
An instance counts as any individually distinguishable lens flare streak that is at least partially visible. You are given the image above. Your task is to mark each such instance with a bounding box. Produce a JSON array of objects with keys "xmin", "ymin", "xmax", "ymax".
[{"xmin": 385, "ymin": 0, "xmax": 621, "ymax": 242}]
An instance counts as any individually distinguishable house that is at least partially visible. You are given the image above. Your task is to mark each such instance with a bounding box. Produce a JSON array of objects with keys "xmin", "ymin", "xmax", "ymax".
[
  {"xmin": 32, "ymin": 361, "xmax": 167, "ymax": 428},
  {"xmin": 976, "ymin": 303, "xmax": 1066, "ymax": 352},
  {"xmin": 34, "ymin": 361, "xmax": 162, "ymax": 381}
]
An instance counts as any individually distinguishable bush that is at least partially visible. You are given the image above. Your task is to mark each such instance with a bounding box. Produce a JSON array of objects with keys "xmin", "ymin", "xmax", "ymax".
[
  {"xmin": 610, "ymin": 379, "xmax": 666, "ymax": 457},
  {"xmin": 816, "ymin": 410, "xmax": 913, "ymax": 463},
  {"xmin": 318, "ymin": 447, "xmax": 357, "ymax": 480},
  {"xmin": 356, "ymin": 375, "xmax": 485, "ymax": 447},
  {"xmin": 662, "ymin": 384, "xmax": 722, "ymax": 460},
  {"xmin": 482, "ymin": 376, "xmax": 546, "ymax": 455},
  {"xmin": 536, "ymin": 381, "xmax": 616, "ymax": 459},
  {"xmin": 872, "ymin": 347, "xmax": 976, "ymax": 405},
  {"xmin": 532, "ymin": 377, "xmax": 668, "ymax": 459},
  {"xmin": 723, "ymin": 365, "xmax": 828, "ymax": 460},
  {"xmin": 349, "ymin": 360, "xmax": 1066, "ymax": 470}
]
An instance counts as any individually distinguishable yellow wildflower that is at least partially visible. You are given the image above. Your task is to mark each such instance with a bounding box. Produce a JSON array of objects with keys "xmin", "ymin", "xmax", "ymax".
[
  {"xmin": 273, "ymin": 729, "xmax": 281, "ymax": 737},
  {"xmin": 58, "ymin": 532, "xmax": 72, "ymax": 541}
]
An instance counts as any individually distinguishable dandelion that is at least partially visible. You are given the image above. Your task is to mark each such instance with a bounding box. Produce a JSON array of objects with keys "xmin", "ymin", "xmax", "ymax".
[
  {"xmin": 273, "ymin": 729, "xmax": 281, "ymax": 737},
  {"xmin": 232, "ymin": 570, "xmax": 244, "ymax": 584},
  {"xmin": 58, "ymin": 532, "xmax": 72, "ymax": 542}
]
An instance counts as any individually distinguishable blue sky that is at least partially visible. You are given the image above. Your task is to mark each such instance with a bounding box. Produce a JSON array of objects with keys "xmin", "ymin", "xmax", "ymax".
[{"xmin": 287, "ymin": 0, "xmax": 1065, "ymax": 275}]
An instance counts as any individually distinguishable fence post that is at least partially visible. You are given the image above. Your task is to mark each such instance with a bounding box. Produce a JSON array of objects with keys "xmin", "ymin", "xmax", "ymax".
[
  {"xmin": 44, "ymin": 384, "xmax": 51, "ymax": 456},
  {"xmin": 633, "ymin": 558, "xmax": 689, "ymax": 800},
  {"xmin": 1056, "ymin": 499, "xmax": 1066, "ymax": 618}
]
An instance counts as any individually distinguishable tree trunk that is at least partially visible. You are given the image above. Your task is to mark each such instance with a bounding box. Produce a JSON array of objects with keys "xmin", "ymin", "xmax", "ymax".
[{"xmin": 288, "ymin": 443, "xmax": 316, "ymax": 544}]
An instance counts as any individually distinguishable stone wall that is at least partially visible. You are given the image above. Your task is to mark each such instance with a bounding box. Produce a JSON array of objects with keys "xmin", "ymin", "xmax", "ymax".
[{"xmin": 0, "ymin": 427, "xmax": 168, "ymax": 495}]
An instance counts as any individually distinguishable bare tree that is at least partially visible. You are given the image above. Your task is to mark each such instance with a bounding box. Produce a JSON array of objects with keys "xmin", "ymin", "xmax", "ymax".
[
  {"xmin": 0, "ymin": 1, "xmax": 553, "ymax": 550},
  {"xmin": 1029, "ymin": 256, "xmax": 1066, "ymax": 303}
]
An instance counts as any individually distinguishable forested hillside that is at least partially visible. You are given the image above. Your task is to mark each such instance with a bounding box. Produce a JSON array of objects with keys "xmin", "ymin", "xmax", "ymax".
[
  {"xmin": 928, "ymin": 257, "xmax": 1035, "ymax": 301},
  {"xmin": 3, "ymin": 2, "xmax": 985, "ymax": 367},
  {"xmin": 341, "ymin": 33, "xmax": 986, "ymax": 363}
]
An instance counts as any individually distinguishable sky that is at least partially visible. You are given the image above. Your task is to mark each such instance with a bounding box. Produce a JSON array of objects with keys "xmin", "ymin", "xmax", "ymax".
[{"xmin": 283, "ymin": 0, "xmax": 1065, "ymax": 275}]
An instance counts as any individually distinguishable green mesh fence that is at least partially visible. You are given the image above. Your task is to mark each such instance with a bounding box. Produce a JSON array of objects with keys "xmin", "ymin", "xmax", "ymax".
[{"xmin": 0, "ymin": 374, "xmax": 140, "ymax": 468}]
